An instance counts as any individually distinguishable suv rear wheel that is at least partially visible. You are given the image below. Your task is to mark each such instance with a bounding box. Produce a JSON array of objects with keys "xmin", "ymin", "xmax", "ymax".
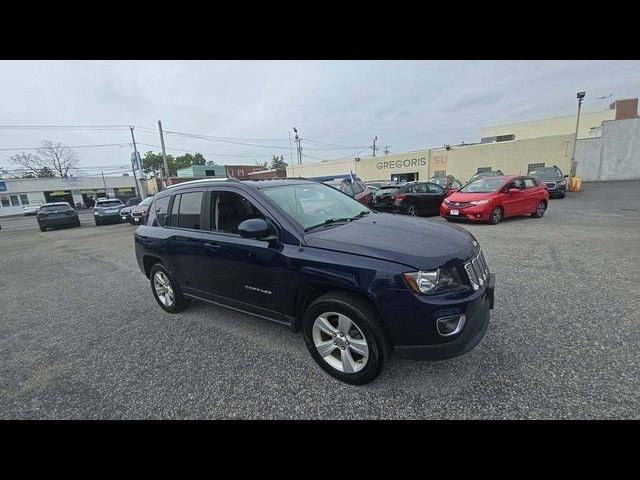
[
  {"xmin": 302, "ymin": 291, "xmax": 390, "ymax": 385},
  {"xmin": 149, "ymin": 263, "xmax": 190, "ymax": 313}
]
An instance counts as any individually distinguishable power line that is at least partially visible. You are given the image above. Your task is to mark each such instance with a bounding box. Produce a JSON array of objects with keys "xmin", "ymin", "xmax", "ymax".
[
  {"xmin": 135, "ymin": 142, "xmax": 273, "ymax": 158},
  {"xmin": 0, "ymin": 143, "xmax": 132, "ymax": 152}
]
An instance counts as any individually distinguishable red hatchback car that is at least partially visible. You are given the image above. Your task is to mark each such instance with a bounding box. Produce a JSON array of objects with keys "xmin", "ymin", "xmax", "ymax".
[{"xmin": 440, "ymin": 175, "xmax": 549, "ymax": 225}]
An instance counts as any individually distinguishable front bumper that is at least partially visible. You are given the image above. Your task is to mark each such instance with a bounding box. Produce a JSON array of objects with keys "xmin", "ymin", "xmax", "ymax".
[
  {"xmin": 440, "ymin": 203, "xmax": 491, "ymax": 222},
  {"xmin": 394, "ymin": 273, "xmax": 495, "ymax": 360}
]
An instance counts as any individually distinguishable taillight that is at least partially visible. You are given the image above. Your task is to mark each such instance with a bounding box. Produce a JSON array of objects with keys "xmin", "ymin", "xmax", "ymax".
[{"xmin": 393, "ymin": 193, "xmax": 407, "ymax": 201}]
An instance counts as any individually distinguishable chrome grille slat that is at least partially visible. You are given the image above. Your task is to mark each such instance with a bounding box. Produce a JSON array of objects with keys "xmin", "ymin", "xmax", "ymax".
[{"xmin": 464, "ymin": 249, "xmax": 489, "ymax": 290}]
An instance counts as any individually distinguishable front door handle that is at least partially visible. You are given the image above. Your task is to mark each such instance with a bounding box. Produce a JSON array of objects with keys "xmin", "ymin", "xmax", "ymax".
[{"xmin": 204, "ymin": 242, "xmax": 220, "ymax": 252}]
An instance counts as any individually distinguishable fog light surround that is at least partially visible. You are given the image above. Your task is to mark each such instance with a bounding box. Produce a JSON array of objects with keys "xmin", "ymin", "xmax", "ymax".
[{"xmin": 436, "ymin": 314, "xmax": 466, "ymax": 336}]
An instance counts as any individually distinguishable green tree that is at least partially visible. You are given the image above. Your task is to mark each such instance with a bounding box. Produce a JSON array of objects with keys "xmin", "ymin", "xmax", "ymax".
[
  {"xmin": 174, "ymin": 152, "xmax": 208, "ymax": 171},
  {"xmin": 270, "ymin": 155, "xmax": 288, "ymax": 169},
  {"xmin": 142, "ymin": 151, "xmax": 175, "ymax": 177},
  {"xmin": 255, "ymin": 159, "xmax": 268, "ymax": 168}
]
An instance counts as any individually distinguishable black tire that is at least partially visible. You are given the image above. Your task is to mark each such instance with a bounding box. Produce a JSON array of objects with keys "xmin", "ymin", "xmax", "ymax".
[
  {"xmin": 488, "ymin": 206, "xmax": 503, "ymax": 225},
  {"xmin": 532, "ymin": 200, "xmax": 547, "ymax": 218},
  {"xmin": 39, "ymin": 225, "xmax": 46, "ymax": 232},
  {"xmin": 302, "ymin": 291, "xmax": 390, "ymax": 385},
  {"xmin": 559, "ymin": 192, "xmax": 566, "ymax": 199},
  {"xmin": 95, "ymin": 218, "xmax": 101, "ymax": 226},
  {"xmin": 74, "ymin": 220, "xmax": 81, "ymax": 228},
  {"xmin": 406, "ymin": 204, "xmax": 418, "ymax": 216},
  {"xmin": 149, "ymin": 263, "xmax": 190, "ymax": 313}
]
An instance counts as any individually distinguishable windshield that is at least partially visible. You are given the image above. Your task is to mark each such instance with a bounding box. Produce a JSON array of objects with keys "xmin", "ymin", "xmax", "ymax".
[
  {"xmin": 460, "ymin": 178, "xmax": 505, "ymax": 193},
  {"xmin": 429, "ymin": 177, "xmax": 447, "ymax": 186},
  {"xmin": 262, "ymin": 182, "xmax": 369, "ymax": 231},
  {"xmin": 96, "ymin": 200, "xmax": 123, "ymax": 207},
  {"xmin": 530, "ymin": 168, "xmax": 562, "ymax": 180},
  {"xmin": 375, "ymin": 186, "xmax": 398, "ymax": 196}
]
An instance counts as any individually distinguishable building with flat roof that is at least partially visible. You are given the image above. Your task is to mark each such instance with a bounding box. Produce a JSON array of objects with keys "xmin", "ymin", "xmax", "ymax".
[
  {"xmin": 176, "ymin": 164, "xmax": 227, "ymax": 178},
  {"xmin": 0, "ymin": 175, "xmax": 137, "ymax": 216},
  {"xmin": 480, "ymin": 98, "xmax": 638, "ymax": 141}
]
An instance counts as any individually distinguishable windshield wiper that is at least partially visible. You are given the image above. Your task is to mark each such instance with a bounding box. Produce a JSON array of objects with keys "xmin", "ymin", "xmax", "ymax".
[
  {"xmin": 305, "ymin": 218, "xmax": 351, "ymax": 232},
  {"xmin": 352, "ymin": 210, "xmax": 371, "ymax": 219}
]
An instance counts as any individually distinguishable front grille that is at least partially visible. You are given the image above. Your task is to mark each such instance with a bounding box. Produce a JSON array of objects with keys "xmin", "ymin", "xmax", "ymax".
[
  {"xmin": 448, "ymin": 201, "xmax": 473, "ymax": 208},
  {"xmin": 464, "ymin": 250, "xmax": 489, "ymax": 291},
  {"xmin": 131, "ymin": 211, "xmax": 143, "ymax": 217},
  {"xmin": 545, "ymin": 182, "xmax": 557, "ymax": 189}
]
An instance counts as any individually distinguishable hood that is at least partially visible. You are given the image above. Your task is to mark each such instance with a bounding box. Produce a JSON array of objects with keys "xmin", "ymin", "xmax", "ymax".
[
  {"xmin": 120, "ymin": 206, "xmax": 133, "ymax": 214},
  {"xmin": 131, "ymin": 205, "xmax": 149, "ymax": 214},
  {"xmin": 446, "ymin": 191, "xmax": 497, "ymax": 202},
  {"xmin": 305, "ymin": 212, "xmax": 478, "ymax": 270}
]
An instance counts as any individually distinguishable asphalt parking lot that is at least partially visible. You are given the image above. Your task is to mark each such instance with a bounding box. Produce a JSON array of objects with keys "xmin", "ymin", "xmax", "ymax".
[{"xmin": 1, "ymin": 181, "xmax": 639, "ymax": 419}]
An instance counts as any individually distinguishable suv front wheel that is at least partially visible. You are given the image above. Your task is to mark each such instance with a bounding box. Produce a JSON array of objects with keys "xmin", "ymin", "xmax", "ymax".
[{"xmin": 303, "ymin": 291, "xmax": 390, "ymax": 385}]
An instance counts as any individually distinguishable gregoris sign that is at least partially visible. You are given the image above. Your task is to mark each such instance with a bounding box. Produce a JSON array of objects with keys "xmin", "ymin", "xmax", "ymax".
[{"xmin": 376, "ymin": 157, "xmax": 427, "ymax": 170}]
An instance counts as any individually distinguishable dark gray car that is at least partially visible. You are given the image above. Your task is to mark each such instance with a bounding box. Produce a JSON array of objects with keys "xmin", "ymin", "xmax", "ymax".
[{"xmin": 36, "ymin": 202, "xmax": 81, "ymax": 232}]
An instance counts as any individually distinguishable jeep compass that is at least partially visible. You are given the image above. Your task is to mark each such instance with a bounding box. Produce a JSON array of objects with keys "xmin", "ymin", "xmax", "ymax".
[{"xmin": 134, "ymin": 178, "xmax": 495, "ymax": 384}]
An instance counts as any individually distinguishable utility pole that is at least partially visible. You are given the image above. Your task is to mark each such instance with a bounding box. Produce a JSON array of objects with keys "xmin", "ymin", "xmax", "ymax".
[
  {"xmin": 101, "ymin": 171, "xmax": 108, "ymax": 197},
  {"xmin": 158, "ymin": 120, "xmax": 170, "ymax": 186},
  {"xmin": 288, "ymin": 130, "xmax": 295, "ymax": 176},
  {"xmin": 383, "ymin": 145, "xmax": 391, "ymax": 155},
  {"xmin": 570, "ymin": 91, "xmax": 586, "ymax": 181},
  {"xmin": 371, "ymin": 136, "xmax": 379, "ymax": 157},
  {"xmin": 128, "ymin": 126, "xmax": 144, "ymax": 199},
  {"xmin": 293, "ymin": 127, "xmax": 302, "ymax": 165}
]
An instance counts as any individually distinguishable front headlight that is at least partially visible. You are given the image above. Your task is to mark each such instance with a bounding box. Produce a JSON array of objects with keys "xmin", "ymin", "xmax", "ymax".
[
  {"xmin": 403, "ymin": 264, "xmax": 463, "ymax": 294},
  {"xmin": 469, "ymin": 199, "xmax": 492, "ymax": 206},
  {"xmin": 558, "ymin": 179, "xmax": 566, "ymax": 186}
]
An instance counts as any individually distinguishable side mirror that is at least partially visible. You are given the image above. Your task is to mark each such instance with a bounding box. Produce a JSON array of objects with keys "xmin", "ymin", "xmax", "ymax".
[
  {"xmin": 564, "ymin": 174, "xmax": 569, "ymax": 178},
  {"xmin": 508, "ymin": 188, "xmax": 520, "ymax": 195},
  {"xmin": 238, "ymin": 218, "xmax": 271, "ymax": 239}
]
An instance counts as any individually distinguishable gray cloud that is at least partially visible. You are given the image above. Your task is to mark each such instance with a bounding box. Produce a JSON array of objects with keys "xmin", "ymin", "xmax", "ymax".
[{"xmin": 0, "ymin": 60, "xmax": 638, "ymax": 174}]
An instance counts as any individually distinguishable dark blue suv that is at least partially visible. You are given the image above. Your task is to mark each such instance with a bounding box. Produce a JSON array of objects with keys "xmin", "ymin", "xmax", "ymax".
[{"xmin": 134, "ymin": 178, "xmax": 495, "ymax": 384}]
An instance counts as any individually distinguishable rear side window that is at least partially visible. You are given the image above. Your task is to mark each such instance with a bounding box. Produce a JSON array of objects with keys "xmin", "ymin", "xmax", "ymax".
[
  {"xmin": 523, "ymin": 178, "xmax": 537, "ymax": 188},
  {"xmin": 151, "ymin": 196, "xmax": 170, "ymax": 227},
  {"xmin": 176, "ymin": 191, "xmax": 203, "ymax": 230}
]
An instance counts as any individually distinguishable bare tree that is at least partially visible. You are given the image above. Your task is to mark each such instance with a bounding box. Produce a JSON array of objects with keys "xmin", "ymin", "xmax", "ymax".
[
  {"xmin": 37, "ymin": 140, "xmax": 78, "ymax": 177},
  {"xmin": 9, "ymin": 140, "xmax": 79, "ymax": 177}
]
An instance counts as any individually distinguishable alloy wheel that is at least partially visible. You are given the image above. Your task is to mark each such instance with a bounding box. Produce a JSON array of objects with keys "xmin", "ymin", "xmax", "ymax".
[
  {"xmin": 153, "ymin": 271, "xmax": 175, "ymax": 307},
  {"xmin": 408, "ymin": 205, "xmax": 417, "ymax": 216},
  {"xmin": 536, "ymin": 202, "xmax": 546, "ymax": 217},
  {"xmin": 312, "ymin": 312, "xmax": 369, "ymax": 373},
  {"xmin": 492, "ymin": 208, "xmax": 502, "ymax": 223}
]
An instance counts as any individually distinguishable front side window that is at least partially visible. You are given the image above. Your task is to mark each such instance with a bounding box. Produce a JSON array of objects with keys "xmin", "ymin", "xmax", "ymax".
[
  {"xmin": 352, "ymin": 182, "xmax": 365, "ymax": 194},
  {"xmin": 261, "ymin": 182, "xmax": 368, "ymax": 231},
  {"xmin": 426, "ymin": 183, "xmax": 445, "ymax": 194},
  {"xmin": 523, "ymin": 178, "xmax": 537, "ymax": 188},
  {"xmin": 212, "ymin": 191, "xmax": 264, "ymax": 234},
  {"xmin": 505, "ymin": 179, "xmax": 526, "ymax": 191}
]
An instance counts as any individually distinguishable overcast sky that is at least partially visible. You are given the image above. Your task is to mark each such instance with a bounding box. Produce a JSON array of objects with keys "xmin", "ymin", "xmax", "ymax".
[{"xmin": 1, "ymin": 60, "xmax": 639, "ymax": 176}]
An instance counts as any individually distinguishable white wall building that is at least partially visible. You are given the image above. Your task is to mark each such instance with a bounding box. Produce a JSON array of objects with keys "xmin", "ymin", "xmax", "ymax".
[{"xmin": 0, "ymin": 175, "xmax": 137, "ymax": 217}]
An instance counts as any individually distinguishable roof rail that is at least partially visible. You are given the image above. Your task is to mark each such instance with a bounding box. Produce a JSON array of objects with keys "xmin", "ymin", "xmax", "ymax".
[{"xmin": 163, "ymin": 177, "xmax": 240, "ymax": 190}]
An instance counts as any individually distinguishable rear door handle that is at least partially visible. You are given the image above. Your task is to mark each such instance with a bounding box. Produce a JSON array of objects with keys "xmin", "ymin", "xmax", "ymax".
[{"xmin": 204, "ymin": 242, "xmax": 220, "ymax": 252}]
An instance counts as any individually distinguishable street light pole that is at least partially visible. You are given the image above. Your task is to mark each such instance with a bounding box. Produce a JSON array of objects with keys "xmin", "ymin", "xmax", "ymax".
[{"xmin": 570, "ymin": 91, "xmax": 586, "ymax": 181}]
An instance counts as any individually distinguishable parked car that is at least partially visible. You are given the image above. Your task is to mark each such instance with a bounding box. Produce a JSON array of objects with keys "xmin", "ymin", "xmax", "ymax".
[
  {"xmin": 440, "ymin": 175, "xmax": 549, "ymax": 224},
  {"xmin": 135, "ymin": 178, "xmax": 495, "ymax": 384},
  {"xmin": 36, "ymin": 202, "xmax": 81, "ymax": 231},
  {"xmin": 324, "ymin": 178, "xmax": 372, "ymax": 206},
  {"xmin": 23, "ymin": 203, "xmax": 42, "ymax": 216},
  {"xmin": 370, "ymin": 181, "xmax": 447, "ymax": 216},
  {"xmin": 367, "ymin": 185, "xmax": 380, "ymax": 197},
  {"xmin": 93, "ymin": 198, "xmax": 125, "ymax": 226},
  {"xmin": 125, "ymin": 196, "xmax": 153, "ymax": 224},
  {"xmin": 529, "ymin": 166, "xmax": 568, "ymax": 198},
  {"xmin": 468, "ymin": 170, "xmax": 504, "ymax": 184},
  {"xmin": 428, "ymin": 176, "xmax": 463, "ymax": 196}
]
